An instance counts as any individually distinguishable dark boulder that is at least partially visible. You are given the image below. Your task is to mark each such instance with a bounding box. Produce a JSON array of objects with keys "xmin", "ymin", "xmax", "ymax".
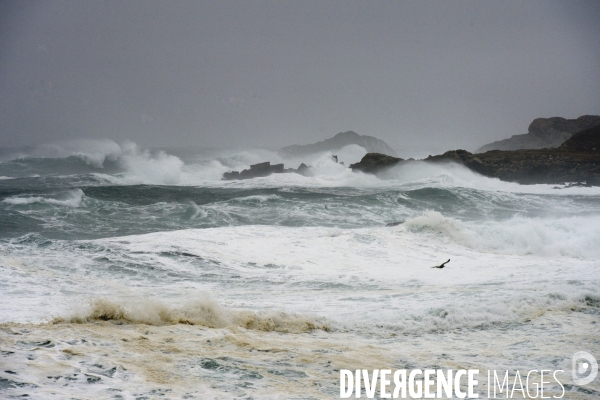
[
  {"xmin": 222, "ymin": 170, "xmax": 240, "ymax": 180},
  {"xmin": 558, "ymin": 125, "xmax": 600, "ymax": 152},
  {"xmin": 349, "ymin": 153, "xmax": 403, "ymax": 174}
]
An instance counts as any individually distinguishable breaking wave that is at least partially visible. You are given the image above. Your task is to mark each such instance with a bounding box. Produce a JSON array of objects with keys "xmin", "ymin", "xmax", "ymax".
[
  {"xmin": 0, "ymin": 138, "xmax": 122, "ymax": 167},
  {"xmin": 2, "ymin": 189, "xmax": 85, "ymax": 207},
  {"xmin": 404, "ymin": 210, "xmax": 600, "ymax": 258},
  {"xmin": 0, "ymin": 139, "xmax": 186, "ymax": 185},
  {"xmin": 55, "ymin": 297, "xmax": 330, "ymax": 333}
]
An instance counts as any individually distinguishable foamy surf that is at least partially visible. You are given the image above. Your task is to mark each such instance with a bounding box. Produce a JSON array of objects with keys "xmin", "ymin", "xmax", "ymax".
[
  {"xmin": 1, "ymin": 310, "xmax": 597, "ymax": 399},
  {"xmin": 1, "ymin": 141, "xmax": 599, "ymax": 398},
  {"xmin": 2, "ymin": 188, "xmax": 85, "ymax": 207}
]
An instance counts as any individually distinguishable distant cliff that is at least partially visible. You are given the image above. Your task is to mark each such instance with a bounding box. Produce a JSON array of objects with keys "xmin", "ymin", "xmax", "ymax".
[
  {"xmin": 476, "ymin": 115, "xmax": 600, "ymax": 153},
  {"xmin": 278, "ymin": 131, "xmax": 397, "ymax": 158}
]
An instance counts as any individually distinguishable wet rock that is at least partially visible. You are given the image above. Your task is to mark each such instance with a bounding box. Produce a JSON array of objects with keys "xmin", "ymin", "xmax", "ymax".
[
  {"xmin": 223, "ymin": 162, "xmax": 311, "ymax": 180},
  {"xmin": 349, "ymin": 153, "xmax": 403, "ymax": 174},
  {"xmin": 351, "ymin": 128, "xmax": 600, "ymax": 186},
  {"xmin": 424, "ymin": 145, "xmax": 600, "ymax": 185}
]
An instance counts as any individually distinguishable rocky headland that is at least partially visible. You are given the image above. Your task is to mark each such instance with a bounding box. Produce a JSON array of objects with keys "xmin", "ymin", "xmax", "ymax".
[
  {"xmin": 351, "ymin": 124, "xmax": 600, "ymax": 185},
  {"xmin": 476, "ymin": 115, "xmax": 600, "ymax": 153}
]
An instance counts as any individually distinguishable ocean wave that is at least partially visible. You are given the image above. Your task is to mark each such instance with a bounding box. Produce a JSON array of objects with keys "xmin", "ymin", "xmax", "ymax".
[
  {"xmin": 404, "ymin": 210, "xmax": 600, "ymax": 258},
  {"xmin": 55, "ymin": 296, "xmax": 330, "ymax": 333},
  {"xmin": 0, "ymin": 138, "xmax": 122, "ymax": 167},
  {"xmin": 230, "ymin": 194, "xmax": 282, "ymax": 203},
  {"xmin": 2, "ymin": 189, "xmax": 85, "ymax": 208},
  {"xmin": 0, "ymin": 139, "xmax": 186, "ymax": 185},
  {"xmin": 38, "ymin": 290, "xmax": 600, "ymax": 337},
  {"xmin": 384, "ymin": 160, "xmax": 600, "ymax": 195},
  {"xmin": 4, "ymin": 139, "xmax": 600, "ymax": 193}
]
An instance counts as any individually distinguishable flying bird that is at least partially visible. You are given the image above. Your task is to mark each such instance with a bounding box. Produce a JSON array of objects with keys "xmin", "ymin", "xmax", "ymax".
[{"xmin": 432, "ymin": 259, "xmax": 450, "ymax": 269}]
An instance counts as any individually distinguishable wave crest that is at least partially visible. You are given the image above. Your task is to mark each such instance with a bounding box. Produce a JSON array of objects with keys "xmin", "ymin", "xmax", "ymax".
[
  {"xmin": 3, "ymin": 189, "xmax": 85, "ymax": 207},
  {"xmin": 403, "ymin": 210, "xmax": 600, "ymax": 258},
  {"xmin": 54, "ymin": 297, "xmax": 330, "ymax": 333}
]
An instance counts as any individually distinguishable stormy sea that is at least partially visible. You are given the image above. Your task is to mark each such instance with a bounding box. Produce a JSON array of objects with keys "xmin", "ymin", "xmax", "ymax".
[{"xmin": 1, "ymin": 139, "xmax": 599, "ymax": 399}]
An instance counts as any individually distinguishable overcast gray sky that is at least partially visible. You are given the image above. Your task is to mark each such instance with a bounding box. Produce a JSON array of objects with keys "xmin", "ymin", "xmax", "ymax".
[{"xmin": 1, "ymin": 0, "xmax": 599, "ymax": 152}]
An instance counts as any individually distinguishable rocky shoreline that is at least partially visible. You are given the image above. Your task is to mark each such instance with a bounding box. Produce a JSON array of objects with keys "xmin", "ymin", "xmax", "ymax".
[
  {"xmin": 222, "ymin": 124, "xmax": 600, "ymax": 185},
  {"xmin": 351, "ymin": 125, "xmax": 600, "ymax": 185}
]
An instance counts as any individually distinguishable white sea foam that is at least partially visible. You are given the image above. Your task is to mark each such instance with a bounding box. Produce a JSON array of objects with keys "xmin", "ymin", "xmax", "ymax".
[
  {"xmin": 2, "ymin": 188, "xmax": 85, "ymax": 207},
  {"xmin": 384, "ymin": 160, "xmax": 600, "ymax": 195},
  {"xmin": 404, "ymin": 210, "xmax": 600, "ymax": 257},
  {"xmin": 117, "ymin": 141, "xmax": 184, "ymax": 184},
  {"xmin": 30, "ymin": 138, "xmax": 122, "ymax": 167},
  {"xmin": 2, "ymin": 311, "xmax": 594, "ymax": 399},
  {"xmin": 2, "ymin": 142, "xmax": 600, "ymax": 398},
  {"xmin": 216, "ymin": 148, "xmax": 283, "ymax": 170},
  {"xmin": 2, "ymin": 222, "xmax": 598, "ymax": 328},
  {"xmin": 1, "ymin": 221, "xmax": 598, "ymax": 398},
  {"xmin": 7, "ymin": 139, "xmax": 600, "ymax": 194},
  {"xmin": 230, "ymin": 194, "xmax": 282, "ymax": 203}
]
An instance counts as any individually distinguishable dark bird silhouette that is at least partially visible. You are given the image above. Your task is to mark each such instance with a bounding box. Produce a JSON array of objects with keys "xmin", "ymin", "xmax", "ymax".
[{"xmin": 432, "ymin": 259, "xmax": 450, "ymax": 269}]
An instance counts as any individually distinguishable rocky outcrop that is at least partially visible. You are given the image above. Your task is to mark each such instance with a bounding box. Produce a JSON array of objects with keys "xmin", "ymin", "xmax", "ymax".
[
  {"xmin": 476, "ymin": 115, "xmax": 600, "ymax": 153},
  {"xmin": 279, "ymin": 131, "xmax": 397, "ymax": 158},
  {"xmin": 350, "ymin": 133, "xmax": 600, "ymax": 185},
  {"xmin": 223, "ymin": 161, "xmax": 311, "ymax": 180},
  {"xmin": 424, "ymin": 147, "xmax": 600, "ymax": 185},
  {"xmin": 349, "ymin": 153, "xmax": 403, "ymax": 174},
  {"xmin": 558, "ymin": 125, "xmax": 600, "ymax": 152}
]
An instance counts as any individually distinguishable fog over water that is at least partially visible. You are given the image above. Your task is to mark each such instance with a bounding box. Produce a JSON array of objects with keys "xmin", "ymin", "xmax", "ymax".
[{"xmin": 1, "ymin": 0, "xmax": 599, "ymax": 153}]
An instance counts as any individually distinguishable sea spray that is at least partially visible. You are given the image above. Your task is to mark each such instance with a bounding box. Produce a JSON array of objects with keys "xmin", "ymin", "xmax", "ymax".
[{"xmin": 1, "ymin": 142, "xmax": 599, "ymax": 398}]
